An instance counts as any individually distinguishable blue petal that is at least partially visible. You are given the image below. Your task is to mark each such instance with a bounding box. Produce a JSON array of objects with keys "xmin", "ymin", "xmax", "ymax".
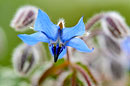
[
  {"xmin": 34, "ymin": 9, "xmax": 58, "ymax": 41},
  {"xmin": 61, "ymin": 17, "xmax": 85, "ymax": 42},
  {"xmin": 18, "ymin": 32, "xmax": 49, "ymax": 45},
  {"xmin": 58, "ymin": 47, "xmax": 67, "ymax": 59},
  {"xmin": 66, "ymin": 38, "xmax": 94, "ymax": 52}
]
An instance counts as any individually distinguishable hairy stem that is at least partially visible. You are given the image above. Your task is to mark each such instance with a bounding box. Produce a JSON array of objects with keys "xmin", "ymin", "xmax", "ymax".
[
  {"xmin": 38, "ymin": 61, "xmax": 69, "ymax": 86},
  {"xmin": 72, "ymin": 70, "xmax": 76, "ymax": 86},
  {"xmin": 71, "ymin": 63, "xmax": 92, "ymax": 86},
  {"xmin": 66, "ymin": 47, "xmax": 70, "ymax": 62},
  {"xmin": 86, "ymin": 13, "xmax": 104, "ymax": 31}
]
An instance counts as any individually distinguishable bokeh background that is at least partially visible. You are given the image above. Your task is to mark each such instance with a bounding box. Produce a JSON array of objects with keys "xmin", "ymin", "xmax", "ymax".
[{"xmin": 0, "ymin": 0, "xmax": 130, "ymax": 86}]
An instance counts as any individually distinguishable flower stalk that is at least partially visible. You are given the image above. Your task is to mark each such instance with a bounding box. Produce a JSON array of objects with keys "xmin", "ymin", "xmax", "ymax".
[
  {"xmin": 38, "ymin": 61, "xmax": 69, "ymax": 86},
  {"xmin": 85, "ymin": 13, "xmax": 104, "ymax": 30}
]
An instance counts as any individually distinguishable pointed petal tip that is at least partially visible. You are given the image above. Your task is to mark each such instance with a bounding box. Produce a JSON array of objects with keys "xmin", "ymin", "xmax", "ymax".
[
  {"xmin": 17, "ymin": 34, "xmax": 22, "ymax": 40},
  {"xmin": 66, "ymin": 38, "xmax": 94, "ymax": 53},
  {"xmin": 79, "ymin": 16, "xmax": 84, "ymax": 26},
  {"xmin": 80, "ymin": 16, "xmax": 84, "ymax": 21},
  {"xmin": 61, "ymin": 17, "xmax": 85, "ymax": 42},
  {"xmin": 37, "ymin": 9, "xmax": 45, "ymax": 17},
  {"xmin": 17, "ymin": 34, "xmax": 35, "ymax": 45},
  {"xmin": 18, "ymin": 32, "xmax": 50, "ymax": 46},
  {"xmin": 80, "ymin": 47, "xmax": 94, "ymax": 53},
  {"xmin": 88, "ymin": 47, "xmax": 94, "ymax": 52},
  {"xmin": 38, "ymin": 9, "xmax": 42, "ymax": 13},
  {"xmin": 17, "ymin": 34, "xmax": 23, "ymax": 38},
  {"xmin": 17, "ymin": 34, "xmax": 20, "ymax": 37}
]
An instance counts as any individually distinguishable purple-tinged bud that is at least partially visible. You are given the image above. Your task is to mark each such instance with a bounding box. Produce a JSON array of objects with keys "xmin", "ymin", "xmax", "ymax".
[
  {"xmin": 110, "ymin": 60, "xmax": 124, "ymax": 79},
  {"xmin": 10, "ymin": 5, "xmax": 38, "ymax": 31},
  {"xmin": 12, "ymin": 43, "xmax": 41, "ymax": 76},
  {"xmin": 97, "ymin": 34, "xmax": 123, "ymax": 59},
  {"xmin": 104, "ymin": 35, "xmax": 121, "ymax": 56},
  {"xmin": 95, "ymin": 33, "xmax": 129, "ymax": 71},
  {"xmin": 101, "ymin": 12, "xmax": 129, "ymax": 39}
]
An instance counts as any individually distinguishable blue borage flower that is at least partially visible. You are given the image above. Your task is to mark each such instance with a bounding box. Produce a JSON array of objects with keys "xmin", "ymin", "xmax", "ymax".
[{"xmin": 18, "ymin": 9, "xmax": 94, "ymax": 62}]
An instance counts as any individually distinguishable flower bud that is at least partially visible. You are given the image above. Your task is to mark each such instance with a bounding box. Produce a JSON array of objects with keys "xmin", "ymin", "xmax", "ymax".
[
  {"xmin": 101, "ymin": 12, "xmax": 129, "ymax": 39},
  {"xmin": 10, "ymin": 5, "xmax": 38, "ymax": 31},
  {"xmin": 97, "ymin": 34, "xmax": 123, "ymax": 59},
  {"xmin": 110, "ymin": 60, "xmax": 124, "ymax": 79},
  {"xmin": 12, "ymin": 43, "xmax": 41, "ymax": 76}
]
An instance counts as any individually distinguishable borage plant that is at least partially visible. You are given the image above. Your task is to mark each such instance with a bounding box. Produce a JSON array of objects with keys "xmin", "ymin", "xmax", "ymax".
[
  {"xmin": 12, "ymin": 7, "xmax": 97, "ymax": 86},
  {"xmin": 18, "ymin": 9, "xmax": 94, "ymax": 62}
]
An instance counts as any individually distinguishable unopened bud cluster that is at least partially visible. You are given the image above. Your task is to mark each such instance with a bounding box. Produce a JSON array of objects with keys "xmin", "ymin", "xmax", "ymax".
[
  {"xmin": 101, "ymin": 12, "xmax": 129, "ymax": 40},
  {"xmin": 78, "ymin": 11, "xmax": 130, "ymax": 84},
  {"xmin": 12, "ymin": 43, "xmax": 41, "ymax": 76},
  {"xmin": 10, "ymin": 5, "xmax": 38, "ymax": 31}
]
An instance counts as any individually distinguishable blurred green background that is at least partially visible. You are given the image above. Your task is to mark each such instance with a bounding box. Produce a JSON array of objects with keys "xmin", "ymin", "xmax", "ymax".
[{"xmin": 0, "ymin": 0, "xmax": 130, "ymax": 66}]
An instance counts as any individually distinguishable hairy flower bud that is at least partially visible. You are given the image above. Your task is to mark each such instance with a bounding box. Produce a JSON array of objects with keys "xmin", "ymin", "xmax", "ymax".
[
  {"xmin": 12, "ymin": 43, "xmax": 41, "ymax": 76},
  {"xmin": 110, "ymin": 60, "xmax": 124, "ymax": 79},
  {"xmin": 10, "ymin": 5, "xmax": 38, "ymax": 31},
  {"xmin": 104, "ymin": 35, "xmax": 121, "ymax": 56},
  {"xmin": 97, "ymin": 34, "xmax": 124, "ymax": 60},
  {"xmin": 101, "ymin": 12, "xmax": 129, "ymax": 39}
]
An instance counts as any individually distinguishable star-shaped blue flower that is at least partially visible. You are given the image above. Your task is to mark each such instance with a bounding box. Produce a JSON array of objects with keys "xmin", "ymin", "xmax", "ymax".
[{"xmin": 18, "ymin": 9, "xmax": 93, "ymax": 62}]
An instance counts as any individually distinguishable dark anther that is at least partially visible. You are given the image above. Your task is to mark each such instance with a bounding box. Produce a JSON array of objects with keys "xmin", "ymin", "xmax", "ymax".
[{"xmin": 53, "ymin": 45, "xmax": 63, "ymax": 62}]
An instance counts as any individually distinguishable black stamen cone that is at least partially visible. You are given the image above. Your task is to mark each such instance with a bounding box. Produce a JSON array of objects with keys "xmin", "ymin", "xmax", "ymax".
[
  {"xmin": 53, "ymin": 46, "xmax": 62, "ymax": 63},
  {"xmin": 54, "ymin": 54, "xmax": 59, "ymax": 62}
]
